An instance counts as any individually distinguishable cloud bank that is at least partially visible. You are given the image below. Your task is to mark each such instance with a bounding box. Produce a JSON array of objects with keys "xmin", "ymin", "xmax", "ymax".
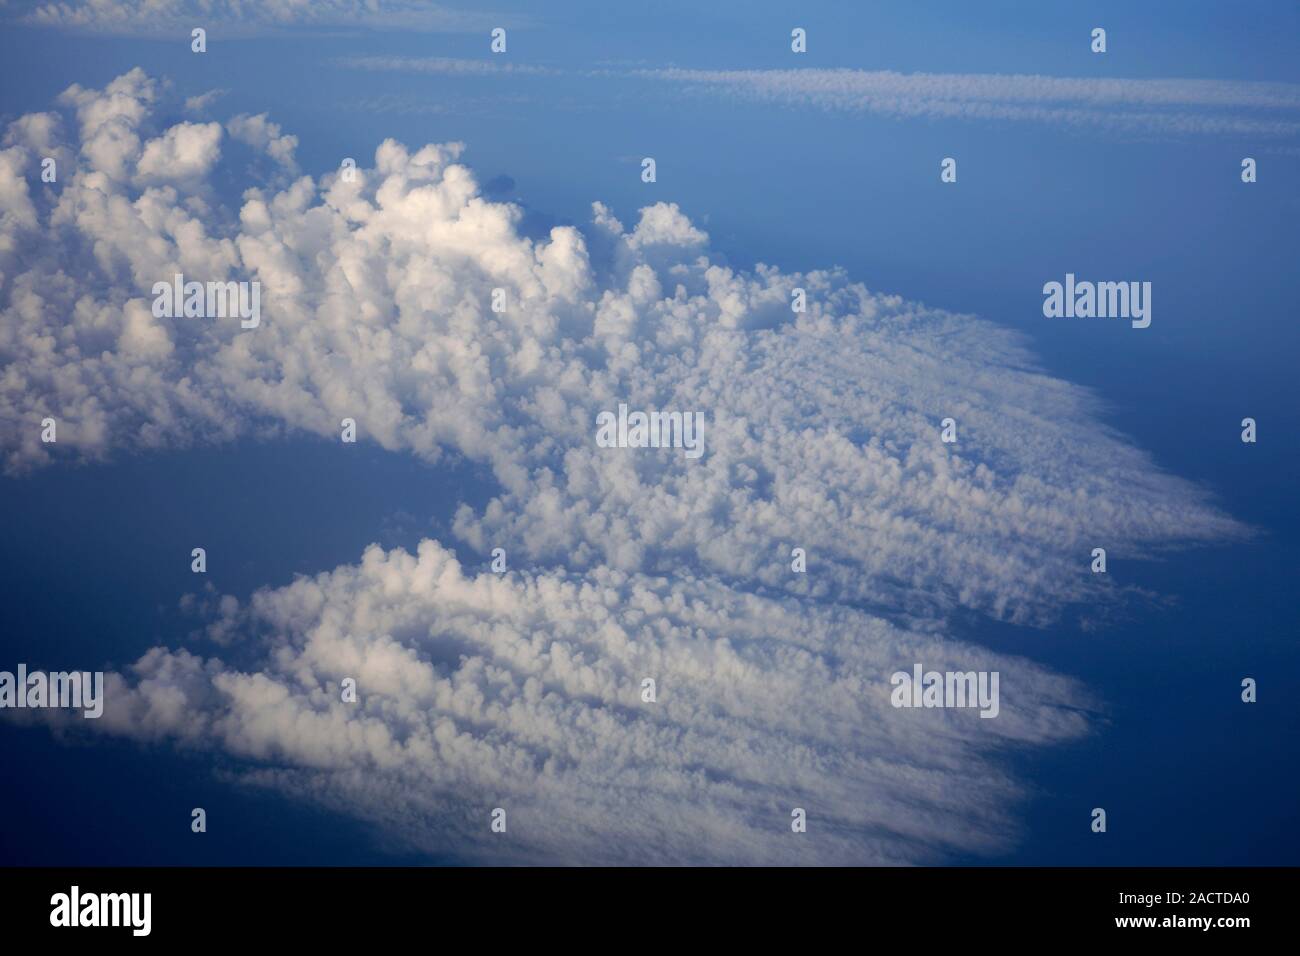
[
  {"xmin": 51, "ymin": 538, "xmax": 1092, "ymax": 865},
  {"xmin": 0, "ymin": 69, "xmax": 1244, "ymax": 863}
]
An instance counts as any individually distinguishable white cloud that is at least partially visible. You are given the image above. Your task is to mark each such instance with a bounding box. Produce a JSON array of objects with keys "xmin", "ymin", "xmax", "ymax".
[
  {"xmin": 36, "ymin": 538, "xmax": 1095, "ymax": 864},
  {"xmin": 2, "ymin": 110, "xmax": 67, "ymax": 157},
  {"xmin": 1, "ymin": 72, "xmax": 1246, "ymax": 622},
  {"xmin": 56, "ymin": 66, "xmax": 157, "ymax": 181},
  {"xmin": 634, "ymin": 68, "xmax": 1300, "ymax": 138},
  {"xmin": 226, "ymin": 113, "xmax": 298, "ymax": 172},
  {"xmin": 18, "ymin": 0, "xmax": 509, "ymax": 35},
  {"xmin": 136, "ymin": 120, "xmax": 223, "ymax": 184},
  {"xmin": 0, "ymin": 70, "xmax": 1249, "ymax": 863},
  {"xmin": 340, "ymin": 55, "xmax": 560, "ymax": 77},
  {"xmin": 184, "ymin": 89, "xmax": 228, "ymax": 115},
  {"xmin": 331, "ymin": 59, "xmax": 1300, "ymax": 138}
]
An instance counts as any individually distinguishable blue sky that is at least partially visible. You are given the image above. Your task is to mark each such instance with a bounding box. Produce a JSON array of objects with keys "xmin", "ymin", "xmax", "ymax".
[{"xmin": 0, "ymin": 0, "xmax": 1297, "ymax": 865}]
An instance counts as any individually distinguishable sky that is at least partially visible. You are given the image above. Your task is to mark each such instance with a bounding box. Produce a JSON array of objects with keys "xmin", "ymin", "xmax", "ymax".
[{"xmin": 0, "ymin": 0, "xmax": 1297, "ymax": 866}]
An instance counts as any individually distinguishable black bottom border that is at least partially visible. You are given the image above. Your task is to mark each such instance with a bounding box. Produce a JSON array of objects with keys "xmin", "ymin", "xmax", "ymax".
[{"xmin": 0, "ymin": 866, "xmax": 1286, "ymax": 940}]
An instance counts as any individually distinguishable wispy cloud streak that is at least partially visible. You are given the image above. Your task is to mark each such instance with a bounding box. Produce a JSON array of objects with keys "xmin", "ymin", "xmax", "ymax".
[
  {"xmin": 635, "ymin": 68, "xmax": 1300, "ymax": 137},
  {"xmin": 18, "ymin": 0, "xmax": 510, "ymax": 35}
]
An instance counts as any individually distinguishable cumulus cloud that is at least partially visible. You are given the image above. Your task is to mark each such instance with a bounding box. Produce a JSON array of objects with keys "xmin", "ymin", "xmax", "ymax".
[
  {"xmin": 33, "ymin": 539, "xmax": 1095, "ymax": 864},
  {"xmin": 184, "ymin": 89, "xmax": 228, "ymax": 115},
  {"xmin": 136, "ymin": 120, "xmax": 223, "ymax": 184},
  {"xmin": 633, "ymin": 68, "xmax": 1300, "ymax": 138},
  {"xmin": 226, "ymin": 113, "xmax": 299, "ymax": 172},
  {"xmin": 1, "ymin": 70, "xmax": 1246, "ymax": 620},
  {"xmin": 0, "ymin": 70, "xmax": 1247, "ymax": 863}
]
